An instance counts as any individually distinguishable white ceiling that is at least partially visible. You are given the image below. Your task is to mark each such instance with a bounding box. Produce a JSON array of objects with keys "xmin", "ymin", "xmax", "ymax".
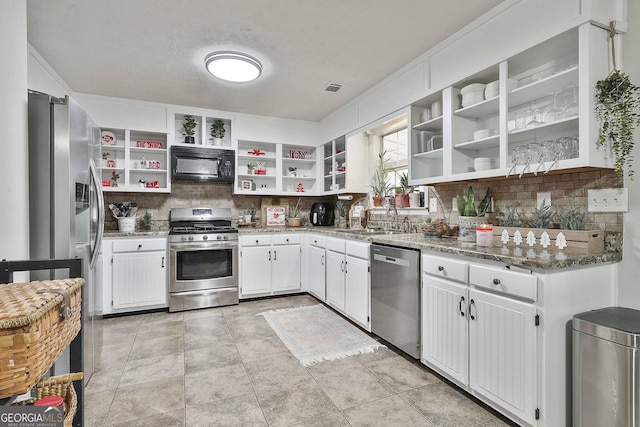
[{"xmin": 26, "ymin": 0, "xmax": 503, "ymax": 122}]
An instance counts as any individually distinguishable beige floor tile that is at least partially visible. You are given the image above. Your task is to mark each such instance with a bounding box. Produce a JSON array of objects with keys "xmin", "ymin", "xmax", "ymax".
[
  {"xmin": 342, "ymin": 394, "xmax": 432, "ymax": 426},
  {"xmin": 137, "ymin": 318, "xmax": 183, "ymax": 339},
  {"xmin": 235, "ymin": 335, "xmax": 290, "ymax": 362},
  {"xmin": 244, "ymin": 352, "xmax": 314, "ymax": 394},
  {"xmin": 290, "ymin": 411, "xmax": 351, "ymax": 426},
  {"xmin": 84, "ymin": 389, "xmax": 114, "ymax": 426},
  {"xmin": 107, "ymin": 408, "xmax": 185, "ymax": 427},
  {"xmin": 118, "ymin": 353, "xmax": 184, "ymax": 388},
  {"xmin": 106, "ymin": 376, "xmax": 184, "ymax": 425},
  {"xmin": 129, "ymin": 334, "xmax": 184, "ymax": 360},
  {"xmin": 256, "ymin": 383, "xmax": 339, "ymax": 427},
  {"xmin": 101, "ymin": 325, "xmax": 137, "ymax": 347},
  {"xmin": 95, "ymin": 342, "xmax": 131, "ymax": 368},
  {"xmin": 184, "ymin": 314, "xmax": 230, "ymax": 336},
  {"xmin": 308, "ymin": 357, "xmax": 393, "ymax": 410},
  {"xmin": 225, "ymin": 314, "xmax": 278, "ymax": 341},
  {"xmin": 184, "ymin": 362, "xmax": 253, "ymax": 406},
  {"xmin": 184, "ymin": 340, "xmax": 242, "ymax": 373},
  {"xmin": 364, "ymin": 355, "xmax": 441, "ymax": 392},
  {"xmin": 186, "ymin": 392, "xmax": 267, "ymax": 426},
  {"xmin": 183, "ymin": 328, "xmax": 235, "ymax": 351},
  {"xmin": 85, "ymin": 364, "xmax": 125, "ymax": 395},
  {"xmin": 401, "ymin": 381, "xmax": 495, "ymax": 427}
]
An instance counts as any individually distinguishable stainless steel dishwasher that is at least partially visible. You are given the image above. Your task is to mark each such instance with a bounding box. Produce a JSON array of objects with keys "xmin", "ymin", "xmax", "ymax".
[{"xmin": 370, "ymin": 243, "xmax": 420, "ymax": 358}]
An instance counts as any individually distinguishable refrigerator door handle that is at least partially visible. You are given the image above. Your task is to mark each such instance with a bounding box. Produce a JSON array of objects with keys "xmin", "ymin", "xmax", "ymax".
[{"xmin": 89, "ymin": 159, "xmax": 104, "ymax": 269}]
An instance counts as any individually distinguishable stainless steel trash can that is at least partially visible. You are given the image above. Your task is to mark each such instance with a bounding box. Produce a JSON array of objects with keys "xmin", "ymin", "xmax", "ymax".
[{"xmin": 573, "ymin": 307, "xmax": 640, "ymax": 426}]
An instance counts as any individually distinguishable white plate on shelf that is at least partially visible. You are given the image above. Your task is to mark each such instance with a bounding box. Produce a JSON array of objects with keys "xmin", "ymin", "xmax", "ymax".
[{"xmin": 101, "ymin": 131, "xmax": 116, "ymax": 145}]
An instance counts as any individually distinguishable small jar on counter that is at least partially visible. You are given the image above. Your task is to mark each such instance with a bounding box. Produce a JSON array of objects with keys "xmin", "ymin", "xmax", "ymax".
[{"xmin": 476, "ymin": 224, "xmax": 493, "ymax": 247}]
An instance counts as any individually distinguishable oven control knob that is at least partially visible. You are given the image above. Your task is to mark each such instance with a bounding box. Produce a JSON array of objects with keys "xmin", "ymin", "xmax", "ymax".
[
  {"xmin": 188, "ymin": 236, "xmax": 194, "ymax": 241},
  {"xmin": 223, "ymin": 235, "xmax": 229, "ymax": 240},
  {"xmin": 202, "ymin": 235, "xmax": 208, "ymax": 240},
  {"xmin": 181, "ymin": 236, "xmax": 187, "ymax": 242},
  {"xmin": 217, "ymin": 235, "xmax": 222, "ymax": 240}
]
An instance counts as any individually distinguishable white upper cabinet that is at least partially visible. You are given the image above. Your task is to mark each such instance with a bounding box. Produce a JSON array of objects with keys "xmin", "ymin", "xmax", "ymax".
[
  {"xmin": 409, "ymin": 24, "xmax": 614, "ymax": 185},
  {"xmin": 323, "ymin": 133, "xmax": 369, "ymax": 194},
  {"xmin": 170, "ymin": 111, "xmax": 233, "ymax": 149}
]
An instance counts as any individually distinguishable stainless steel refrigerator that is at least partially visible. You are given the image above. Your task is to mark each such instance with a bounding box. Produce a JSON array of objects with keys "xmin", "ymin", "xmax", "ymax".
[{"xmin": 27, "ymin": 90, "xmax": 105, "ymax": 393}]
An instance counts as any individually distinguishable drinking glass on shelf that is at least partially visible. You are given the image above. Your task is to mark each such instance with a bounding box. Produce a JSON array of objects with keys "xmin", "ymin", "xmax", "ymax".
[
  {"xmin": 563, "ymin": 85, "xmax": 579, "ymax": 119},
  {"xmin": 515, "ymin": 109, "xmax": 527, "ymax": 130},
  {"xmin": 557, "ymin": 136, "xmax": 578, "ymax": 159},
  {"xmin": 543, "ymin": 89, "xmax": 567, "ymax": 123},
  {"xmin": 526, "ymin": 103, "xmax": 544, "ymax": 128}
]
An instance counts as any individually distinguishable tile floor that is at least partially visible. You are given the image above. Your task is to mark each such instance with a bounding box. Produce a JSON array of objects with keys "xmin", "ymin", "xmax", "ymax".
[{"xmin": 85, "ymin": 294, "xmax": 518, "ymax": 426}]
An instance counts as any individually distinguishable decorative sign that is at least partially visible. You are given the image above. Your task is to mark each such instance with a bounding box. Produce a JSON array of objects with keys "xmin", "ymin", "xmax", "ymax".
[
  {"xmin": 265, "ymin": 206, "xmax": 286, "ymax": 227},
  {"xmin": 101, "ymin": 131, "xmax": 116, "ymax": 145},
  {"xmin": 144, "ymin": 180, "xmax": 160, "ymax": 188},
  {"xmin": 248, "ymin": 149, "xmax": 265, "ymax": 156},
  {"xmin": 288, "ymin": 150, "xmax": 308, "ymax": 159},
  {"xmin": 136, "ymin": 140, "xmax": 163, "ymax": 149},
  {"xmin": 106, "ymin": 159, "xmax": 116, "ymax": 168},
  {"xmin": 148, "ymin": 160, "xmax": 161, "ymax": 170}
]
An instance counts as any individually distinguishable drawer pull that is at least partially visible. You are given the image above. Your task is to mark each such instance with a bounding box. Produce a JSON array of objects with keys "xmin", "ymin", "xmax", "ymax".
[
  {"xmin": 161, "ymin": 256, "xmax": 165, "ymax": 268},
  {"xmin": 438, "ymin": 265, "xmax": 445, "ymax": 272},
  {"xmin": 286, "ymin": 238, "xmax": 290, "ymax": 243},
  {"xmin": 492, "ymin": 278, "xmax": 501, "ymax": 285},
  {"xmin": 274, "ymin": 250, "xmax": 277, "ymax": 261},
  {"xmin": 268, "ymin": 250, "xmax": 271, "ymax": 261},
  {"xmin": 256, "ymin": 239, "xmax": 259, "ymax": 244},
  {"xmin": 138, "ymin": 244, "xmax": 142, "ymax": 249},
  {"xmin": 459, "ymin": 296, "xmax": 466, "ymax": 317}
]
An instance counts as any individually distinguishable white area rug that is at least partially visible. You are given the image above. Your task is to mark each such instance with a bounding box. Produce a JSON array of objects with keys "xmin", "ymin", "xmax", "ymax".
[{"xmin": 260, "ymin": 304, "xmax": 385, "ymax": 366}]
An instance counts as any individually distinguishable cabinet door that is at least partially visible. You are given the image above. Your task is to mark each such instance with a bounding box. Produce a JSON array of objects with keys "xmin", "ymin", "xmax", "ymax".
[
  {"xmin": 240, "ymin": 246, "xmax": 272, "ymax": 296},
  {"xmin": 422, "ymin": 276, "xmax": 468, "ymax": 386},
  {"xmin": 272, "ymin": 244, "xmax": 301, "ymax": 292},
  {"xmin": 345, "ymin": 255, "xmax": 370, "ymax": 330},
  {"xmin": 325, "ymin": 250, "xmax": 346, "ymax": 312},
  {"xmin": 112, "ymin": 251, "xmax": 167, "ymax": 310},
  {"xmin": 469, "ymin": 289, "xmax": 536, "ymax": 425},
  {"xmin": 307, "ymin": 245, "xmax": 326, "ymax": 301}
]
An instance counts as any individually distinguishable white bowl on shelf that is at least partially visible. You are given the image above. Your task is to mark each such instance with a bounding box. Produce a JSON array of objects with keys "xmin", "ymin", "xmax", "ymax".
[
  {"xmin": 461, "ymin": 83, "xmax": 486, "ymax": 94},
  {"xmin": 474, "ymin": 157, "xmax": 493, "ymax": 171}
]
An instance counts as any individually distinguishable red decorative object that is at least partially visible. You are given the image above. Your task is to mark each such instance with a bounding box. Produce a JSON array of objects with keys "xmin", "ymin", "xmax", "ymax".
[
  {"xmin": 296, "ymin": 182, "xmax": 305, "ymax": 192},
  {"xmin": 288, "ymin": 150, "xmax": 307, "ymax": 159},
  {"xmin": 148, "ymin": 160, "xmax": 161, "ymax": 170},
  {"xmin": 254, "ymin": 169, "xmax": 267, "ymax": 175},
  {"xmin": 106, "ymin": 159, "xmax": 116, "ymax": 168},
  {"xmin": 248, "ymin": 149, "xmax": 265, "ymax": 156},
  {"xmin": 136, "ymin": 140, "xmax": 163, "ymax": 149},
  {"xmin": 145, "ymin": 182, "xmax": 154, "ymax": 188},
  {"xmin": 153, "ymin": 180, "xmax": 160, "ymax": 188},
  {"xmin": 102, "ymin": 180, "xmax": 111, "ymax": 187}
]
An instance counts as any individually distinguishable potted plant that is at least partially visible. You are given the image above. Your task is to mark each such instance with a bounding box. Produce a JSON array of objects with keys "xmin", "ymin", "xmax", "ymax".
[
  {"xmin": 395, "ymin": 171, "xmax": 412, "ymax": 208},
  {"xmin": 246, "ymin": 162, "xmax": 255, "ymax": 174},
  {"xmin": 287, "ymin": 197, "xmax": 302, "ymax": 227},
  {"xmin": 370, "ymin": 150, "xmax": 390, "ymax": 207},
  {"xmin": 335, "ymin": 200, "xmax": 347, "ymax": 228},
  {"xmin": 555, "ymin": 200, "xmax": 587, "ymax": 230},
  {"xmin": 210, "ymin": 119, "xmax": 225, "ymax": 146},
  {"xmin": 594, "ymin": 36, "xmax": 640, "ymax": 179},
  {"xmin": 182, "ymin": 115, "xmax": 196, "ymax": 144},
  {"xmin": 141, "ymin": 211, "xmax": 153, "ymax": 229},
  {"xmin": 456, "ymin": 186, "xmax": 491, "ymax": 241}
]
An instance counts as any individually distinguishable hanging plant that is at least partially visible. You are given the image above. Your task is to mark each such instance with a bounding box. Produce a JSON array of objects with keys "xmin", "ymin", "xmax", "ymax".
[{"xmin": 595, "ymin": 21, "xmax": 640, "ymax": 179}]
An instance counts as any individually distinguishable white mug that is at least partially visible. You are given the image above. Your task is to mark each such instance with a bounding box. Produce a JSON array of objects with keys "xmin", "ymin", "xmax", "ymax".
[{"xmin": 431, "ymin": 101, "xmax": 442, "ymax": 118}]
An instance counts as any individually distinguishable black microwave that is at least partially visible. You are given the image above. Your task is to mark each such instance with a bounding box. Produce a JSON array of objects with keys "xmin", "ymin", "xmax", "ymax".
[{"xmin": 171, "ymin": 146, "xmax": 234, "ymax": 182}]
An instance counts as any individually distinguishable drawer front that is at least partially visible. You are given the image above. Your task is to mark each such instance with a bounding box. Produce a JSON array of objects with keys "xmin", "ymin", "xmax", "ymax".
[
  {"xmin": 240, "ymin": 235, "xmax": 271, "ymax": 247},
  {"xmin": 346, "ymin": 241, "xmax": 370, "ymax": 260},
  {"xmin": 326, "ymin": 237, "xmax": 346, "ymax": 253},
  {"xmin": 308, "ymin": 234, "xmax": 326, "ymax": 248},
  {"xmin": 422, "ymin": 254, "xmax": 468, "ymax": 283},
  {"xmin": 272, "ymin": 234, "xmax": 301, "ymax": 245},
  {"xmin": 469, "ymin": 264, "xmax": 537, "ymax": 301},
  {"xmin": 112, "ymin": 238, "xmax": 166, "ymax": 253}
]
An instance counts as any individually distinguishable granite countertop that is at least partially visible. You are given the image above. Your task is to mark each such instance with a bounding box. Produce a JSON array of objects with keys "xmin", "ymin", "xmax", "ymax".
[
  {"xmin": 238, "ymin": 226, "xmax": 622, "ymax": 270},
  {"xmin": 104, "ymin": 230, "xmax": 169, "ymax": 238}
]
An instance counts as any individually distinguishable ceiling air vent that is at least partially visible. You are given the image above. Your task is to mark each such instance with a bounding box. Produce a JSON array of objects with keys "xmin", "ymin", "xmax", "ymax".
[{"xmin": 324, "ymin": 83, "xmax": 344, "ymax": 93}]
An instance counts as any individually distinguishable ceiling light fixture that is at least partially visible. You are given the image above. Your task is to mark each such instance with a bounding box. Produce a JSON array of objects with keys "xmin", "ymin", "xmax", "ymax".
[{"xmin": 205, "ymin": 51, "xmax": 262, "ymax": 83}]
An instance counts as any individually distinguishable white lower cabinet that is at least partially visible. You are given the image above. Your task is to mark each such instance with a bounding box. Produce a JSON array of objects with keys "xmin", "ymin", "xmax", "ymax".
[
  {"xmin": 307, "ymin": 235, "xmax": 327, "ymax": 301},
  {"xmin": 239, "ymin": 234, "xmax": 301, "ymax": 298},
  {"xmin": 325, "ymin": 237, "xmax": 370, "ymax": 331},
  {"xmin": 103, "ymin": 237, "xmax": 168, "ymax": 314},
  {"xmin": 422, "ymin": 253, "xmax": 536, "ymax": 426},
  {"xmin": 468, "ymin": 288, "xmax": 536, "ymax": 425}
]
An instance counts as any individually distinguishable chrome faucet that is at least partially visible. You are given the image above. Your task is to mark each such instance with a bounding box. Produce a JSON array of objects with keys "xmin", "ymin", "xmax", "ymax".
[{"xmin": 386, "ymin": 203, "xmax": 399, "ymax": 230}]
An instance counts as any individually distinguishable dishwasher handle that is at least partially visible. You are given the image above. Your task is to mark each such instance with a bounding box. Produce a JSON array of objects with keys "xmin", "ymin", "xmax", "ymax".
[{"xmin": 373, "ymin": 253, "xmax": 411, "ymax": 267}]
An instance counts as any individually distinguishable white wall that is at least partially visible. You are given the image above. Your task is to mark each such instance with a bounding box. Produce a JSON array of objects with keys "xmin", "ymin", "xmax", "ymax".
[
  {"xmin": 0, "ymin": 1, "xmax": 29, "ymax": 269},
  {"xmin": 616, "ymin": 0, "xmax": 640, "ymax": 308},
  {"xmin": 27, "ymin": 45, "xmax": 70, "ymax": 98}
]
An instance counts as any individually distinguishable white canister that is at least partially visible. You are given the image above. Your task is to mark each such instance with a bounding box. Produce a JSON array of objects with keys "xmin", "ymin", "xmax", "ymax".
[
  {"xmin": 420, "ymin": 108, "xmax": 432, "ymax": 123},
  {"xmin": 431, "ymin": 101, "xmax": 442, "ymax": 118},
  {"xmin": 475, "ymin": 224, "xmax": 493, "ymax": 247},
  {"xmin": 118, "ymin": 217, "xmax": 136, "ymax": 232}
]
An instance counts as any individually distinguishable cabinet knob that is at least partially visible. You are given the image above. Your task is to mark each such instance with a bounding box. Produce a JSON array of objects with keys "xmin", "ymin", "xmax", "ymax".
[
  {"xmin": 438, "ymin": 265, "xmax": 444, "ymax": 271},
  {"xmin": 256, "ymin": 239, "xmax": 259, "ymax": 244},
  {"xmin": 286, "ymin": 238, "xmax": 289, "ymax": 243},
  {"xmin": 492, "ymin": 278, "xmax": 501, "ymax": 285},
  {"xmin": 138, "ymin": 244, "xmax": 142, "ymax": 249}
]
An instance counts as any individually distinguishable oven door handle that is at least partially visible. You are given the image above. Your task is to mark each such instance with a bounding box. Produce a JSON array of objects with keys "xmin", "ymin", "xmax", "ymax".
[{"xmin": 170, "ymin": 242, "xmax": 238, "ymax": 251}]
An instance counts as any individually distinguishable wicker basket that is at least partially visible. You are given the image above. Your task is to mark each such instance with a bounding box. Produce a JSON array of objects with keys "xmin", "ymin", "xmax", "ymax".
[
  {"xmin": 13, "ymin": 372, "xmax": 83, "ymax": 427},
  {"xmin": 0, "ymin": 278, "xmax": 83, "ymax": 399}
]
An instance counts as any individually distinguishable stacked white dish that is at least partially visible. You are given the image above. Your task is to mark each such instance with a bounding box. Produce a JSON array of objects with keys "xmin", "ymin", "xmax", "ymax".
[
  {"xmin": 474, "ymin": 157, "xmax": 493, "ymax": 171},
  {"xmin": 473, "ymin": 128, "xmax": 498, "ymax": 140},
  {"xmin": 461, "ymin": 83, "xmax": 486, "ymax": 108},
  {"xmin": 484, "ymin": 80, "xmax": 499, "ymax": 99}
]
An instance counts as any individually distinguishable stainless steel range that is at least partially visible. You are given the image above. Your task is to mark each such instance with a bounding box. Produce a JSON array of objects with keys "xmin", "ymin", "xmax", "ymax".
[{"xmin": 168, "ymin": 207, "xmax": 238, "ymax": 312}]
